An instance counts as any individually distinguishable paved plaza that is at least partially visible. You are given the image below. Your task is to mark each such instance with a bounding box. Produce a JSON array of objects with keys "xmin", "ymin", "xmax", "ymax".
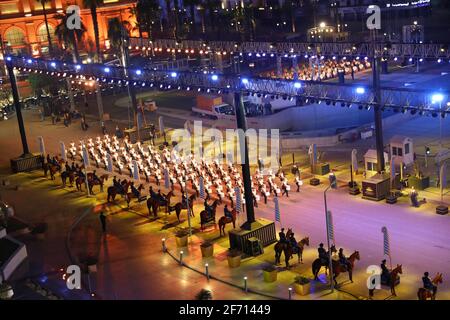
[{"xmin": 0, "ymin": 106, "xmax": 449, "ymax": 300}]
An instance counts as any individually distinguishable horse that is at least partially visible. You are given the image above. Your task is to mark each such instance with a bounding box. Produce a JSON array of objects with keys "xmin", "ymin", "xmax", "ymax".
[
  {"xmin": 75, "ymin": 173, "xmax": 108, "ymax": 194},
  {"xmin": 125, "ymin": 184, "xmax": 145, "ymax": 207},
  {"xmin": 331, "ymin": 250, "xmax": 360, "ymax": 286},
  {"xmin": 43, "ymin": 162, "xmax": 61, "ymax": 180},
  {"xmin": 61, "ymin": 170, "xmax": 75, "ymax": 187},
  {"xmin": 389, "ymin": 264, "xmax": 403, "ymax": 296},
  {"xmin": 417, "ymin": 273, "xmax": 443, "ymax": 300},
  {"xmin": 168, "ymin": 193, "xmax": 197, "ymax": 222},
  {"xmin": 199, "ymin": 199, "xmax": 220, "ymax": 230},
  {"xmin": 146, "ymin": 191, "xmax": 172, "ymax": 218},
  {"xmin": 312, "ymin": 245, "xmax": 337, "ymax": 280},
  {"xmin": 274, "ymin": 229, "xmax": 310, "ymax": 268},
  {"xmin": 218, "ymin": 208, "xmax": 237, "ymax": 236},
  {"xmin": 107, "ymin": 180, "xmax": 130, "ymax": 202}
]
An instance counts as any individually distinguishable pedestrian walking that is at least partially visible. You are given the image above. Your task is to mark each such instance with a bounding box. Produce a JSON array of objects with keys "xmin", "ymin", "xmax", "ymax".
[{"xmin": 99, "ymin": 211, "xmax": 107, "ymax": 232}]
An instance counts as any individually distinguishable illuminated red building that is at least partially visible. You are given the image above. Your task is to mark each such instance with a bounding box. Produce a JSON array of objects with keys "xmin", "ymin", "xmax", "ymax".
[{"xmin": 0, "ymin": 0, "xmax": 138, "ymax": 57}]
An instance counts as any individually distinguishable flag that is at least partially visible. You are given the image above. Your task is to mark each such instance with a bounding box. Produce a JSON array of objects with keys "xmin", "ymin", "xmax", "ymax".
[
  {"xmin": 440, "ymin": 163, "xmax": 447, "ymax": 192},
  {"xmin": 274, "ymin": 196, "xmax": 281, "ymax": 223},
  {"xmin": 133, "ymin": 160, "xmax": 139, "ymax": 181},
  {"xmin": 351, "ymin": 149, "xmax": 358, "ymax": 172},
  {"xmin": 234, "ymin": 187, "xmax": 242, "ymax": 213},
  {"xmin": 326, "ymin": 210, "xmax": 335, "ymax": 244},
  {"xmin": 164, "ymin": 168, "xmax": 170, "ymax": 189},
  {"xmin": 106, "ymin": 153, "xmax": 113, "ymax": 173},
  {"xmin": 60, "ymin": 141, "xmax": 66, "ymax": 161},
  {"xmin": 37, "ymin": 136, "xmax": 45, "ymax": 155},
  {"xmin": 82, "ymin": 146, "xmax": 89, "ymax": 167},
  {"xmin": 199, "ymin": 176, "xmax": 205, "ymax": 199},
  {"xmin": 158, "ymin": 116, "xmax": 165, "ymax": 134},
  {"xmin": 381, "ymin": 226, "xmax": 390, "ymax": 256}
]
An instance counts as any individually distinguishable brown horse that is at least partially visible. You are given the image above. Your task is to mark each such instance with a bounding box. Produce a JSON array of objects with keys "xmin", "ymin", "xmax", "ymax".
[
  {"xmin": 199, "ymin": 199, "xmax": 220, "ymax": 230},
  {"xmin": 312, "ymin": 245, "xmax": 337, "ymax": 280},
  {"xmin": 168, "ymin": 193, "xmax": 197, "ymax": 222},
  {"xmin": 274, "ymin": 229, "xmax": 310, "ymax": 267},
  {"xmin": 125, "ymin": 184, "xmax": 145, "ymax": 207},
  {"xmin": 218, "ymin": 208, "xmax": 237, "ymax": 236},
  {"xmin": 146, "ymin": 191, "xmax": 172, "ymax": 217},
  {"xmin": 389, "ymin": 264, "xmax": 403, "ymax": 296},
  {"xmin": 331, "ymin": 250, "xmax": 360, "ymax": 286},
  {"xmin": 417, "ymin": 273, "xmax": 443, "ymax": 300},
  {"xmin": 75, "ymin": 173, "xmax": 108, "ymax": 194},
  {"xmin": 43, "ymin": 163, "xmax": 61, "ymax": 180},
  {"xmin": 61, "ymin": 171, "xmax": 75, "ymax": 187},
  {"xmin": 107, "ymin": 180, "xmax": 131, "ymax": 202}
]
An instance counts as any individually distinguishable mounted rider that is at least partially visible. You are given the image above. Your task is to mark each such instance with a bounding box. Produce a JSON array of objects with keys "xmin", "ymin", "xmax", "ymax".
[
  {"xmin": 380, "ymin": 259, "xmax": 390, "ymax": 284},
  {"xmin": 422, "ymin": 272, "xmax": 437, "ymax": 295},
  {"xmin": 149, "ymin": 186, "xmax": 158, "ymax": 199},
  {"xmin": 338, "ymin": 248, "xmax": 351, "ymax": 271},
  {"xmin": 204, "ymin": 197, "xmax": 213, "ymax": 218},
  {"xmin": 157, "ymin": 190, "xmax": 166, "ymax": 205},
  {"xmin": 318, "ymin": 243, "xmax": 328, "ymax": 264},
  {"xmin": 278, "ymin": 228, "xmax": 288, "ymax": 244},
  {"xmin": 223, "ymin": 204, "xmax": 233, "ymax": 219},
  {"xmin": 289, "ymin": 232, "xmax": 299, "ymax": 254},
  {"xmin": 130, "ymin": 182, "xmax": 141, "ymax": 198}
]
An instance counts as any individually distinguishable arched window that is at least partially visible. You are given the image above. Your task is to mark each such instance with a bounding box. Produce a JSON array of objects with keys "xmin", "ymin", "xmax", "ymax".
[
  {"xmin": 4, "ymin": 27, "xmax": 25, "ymax": 46},
  {"xmin": 37, "ymin": 23, "xmax": 55, "ymax": 43}
]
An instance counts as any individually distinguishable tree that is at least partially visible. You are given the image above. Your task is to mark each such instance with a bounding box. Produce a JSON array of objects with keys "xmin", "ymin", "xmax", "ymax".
[
  {"xmin": 40, "ymin": 0, "xmax": 54, "ymax": 56},
  {"xmin": 54, "ymin": 13, "xmax": 86, "ymax": 63},
  {"xmin": 184, "ymin": 0, "xmax": 200, "ymax": 34},
  {"xmin": 83, "ymin": 0, "xmax": 103, "ymax": 63},
  {"xmin": 135, "ymin": 0, "xmax": 161, "ymax": 39}
]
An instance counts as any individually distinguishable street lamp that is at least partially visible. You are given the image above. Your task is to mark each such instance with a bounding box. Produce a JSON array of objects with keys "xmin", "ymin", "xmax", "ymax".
[{"xmin": 324, "ymin": 172, "xmax": 337, "ymax": 292}]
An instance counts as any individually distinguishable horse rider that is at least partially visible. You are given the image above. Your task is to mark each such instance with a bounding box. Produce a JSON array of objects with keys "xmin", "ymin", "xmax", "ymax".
[
  {"xmin": 46, "ymin": 154, "xmax": 52, "ymax": 165},
  {"xmin": 318, "ymin": 243, "xmax": 328, "ymax": 264},
  {"xmin": 422, "ymin": 272, "xmax": 437, "ymax": 296},
  {"xmin": 223, "ymin": 204, "xmax": 233, "ymax": 219},
  {"xmin": 92, "ymin": 170, "xmax": 99, "ymax": 183},
  {"xmin": 278, "ymin": 228, "xmax": 288, "ymax": 244},
  {"xmin": 338, "ymin": 248, "xmax": 351, "ymax": 271},
  {"xmin": 380, "ymin": 259, "xmax": 390, "ymax": 284},
  {"xmin": 289, "ymin": 232, "xmax": 299, "ymax": 254},
  {"xmin": 65, "ymin": 162, "xmax": 71, "ymax": 173},
  {"xmin": 71, "ymin": 162, "xmax": 77, "ymax": 172},
  {"xmin": 76, "ymin": 167, "xmax": 85, "ymax": 179},
  {"xmin": 157, "ymin": 190, "xmax": 166, "ymax": 205},
  {"xmin": 130, "ymin": 182, "xmax": 141, "ymax": 198},
  {"xmin": 149, "ymin": 186, "xmax": 158, "ymax": 199},
  {"xmin": 204, "ymin": 198, "xmax": 213, "ymax": 217},
  {"xmin": 112, "ymin": 176, "xmax": 118, "ymax": 188}
]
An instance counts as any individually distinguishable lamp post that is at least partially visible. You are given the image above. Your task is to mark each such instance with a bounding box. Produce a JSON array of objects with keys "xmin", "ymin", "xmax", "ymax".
[
  {"xmin": 324, "ymin": 173, "xmax": 337, "ymax": 292},
  {"xmin": 234, "ymin": 90, "xmax": 255, "ymax": 229},
  {"xmin": 6, "ymin": 59, "xmax": 30, "ymax": 157}
]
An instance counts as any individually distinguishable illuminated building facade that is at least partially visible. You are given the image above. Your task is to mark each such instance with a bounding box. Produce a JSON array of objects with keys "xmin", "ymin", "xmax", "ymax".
[{"xmin": 0, "ymin": 0, "xmax": 138, "ymax": 57}]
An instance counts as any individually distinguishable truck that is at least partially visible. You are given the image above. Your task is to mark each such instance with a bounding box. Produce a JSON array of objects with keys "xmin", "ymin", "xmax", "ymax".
[{"xmin": 192, "ymin": 95, "xmax": 235, "ymax": 120}]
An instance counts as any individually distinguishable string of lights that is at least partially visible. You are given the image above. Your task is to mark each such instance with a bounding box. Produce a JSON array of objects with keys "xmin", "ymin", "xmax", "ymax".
[
  {"xmin": 6, "ymin": 55, "xmax": 449, "ymax": 117},
  {"xmin": 128, "ymin": 38, "xmax": 450, "ymax": 61}
]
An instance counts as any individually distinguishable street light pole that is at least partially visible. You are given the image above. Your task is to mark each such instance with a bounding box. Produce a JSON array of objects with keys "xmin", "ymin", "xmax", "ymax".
[
  {"xmin": 234, "ymin": 91, "xmax": 255, "ymax": 229},
  {"xmin": 6, "ymin": 60, "xmax": 30, "ymax": 156}
]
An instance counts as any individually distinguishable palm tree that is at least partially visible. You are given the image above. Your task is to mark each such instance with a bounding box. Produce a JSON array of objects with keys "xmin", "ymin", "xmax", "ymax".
[
  {"xmin": 39, "ymin": 0, "xmax": 54, "ymax": 56},
  {"xmin": 54, "ymin": 13, "xmax": 86, "ymax": 63},
  {"xmin": 107, "ymin": 18, "xmax": 139, "ymax": 122},
  {"xmin": 184, "ymin": 0, "xmax": 200, "ymax": 34},
  {"xmin": 83, "ymin": 0, "xmax": 103, "ymax": 63},
  {"xmin": 135, "ymin": 0, "xmax": 161, "ymax": 39}
]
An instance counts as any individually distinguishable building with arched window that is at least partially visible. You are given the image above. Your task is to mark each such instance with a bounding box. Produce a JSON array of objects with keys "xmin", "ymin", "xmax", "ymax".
[{"xmin": 0, "ymin": 0, "xmax": 138, "ymax": 56}]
